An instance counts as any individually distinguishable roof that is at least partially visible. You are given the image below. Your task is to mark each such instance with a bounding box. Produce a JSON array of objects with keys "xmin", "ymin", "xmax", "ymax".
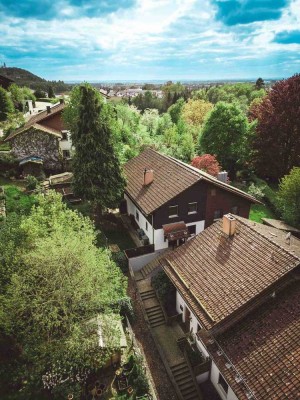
[
  {"xmin": 5, "ymin": 102, "xmax": 65, "ymax": 141},
  {"xmin": 123, "ymin": 148, "xmax": 258, "ymax": 215},
  {"xmin": 262, "ymin": 218, "xmax": 300, "ymax": 234},
  {"xmin": 161, "ymin": 215, "xmax": 300, "ymax": 331},
  {"xmin": 48, "ymin": 172, "xmax": 73, "ymax": 186},
  {"xmin": 163, "ymin": 221, "xmax": 189, "ymax": 240},
  {"xmin": 204, "ymin": 281, "xmax": 300, "ymax": 400},
  {"xmin": 19, "ymin": 156, "xmax": 43, "ymax": 166}
]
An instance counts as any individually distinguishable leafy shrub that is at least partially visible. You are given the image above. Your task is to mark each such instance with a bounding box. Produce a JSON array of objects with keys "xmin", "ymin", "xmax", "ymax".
[
  {"xmin": 151, "ymin": 271, "xmax": 174, "ymax": 305},
  {"xmin": 119, "ymin": 297, "xmax": 135, "ymax": 323},
  {"xmin": 25, "ymin": 175, "xmax": 39, "ymax": 191},
  {"xmin": 250, "ymin": 176, "xmax": 280, "ymax": 216},
  {"xmin": 134, "ymin": 373, "xmax": 149, "ymax": 396},
  {"xmin": 247, "ymin": 183, "xmax": 264, "ymax": 201},
  {"xmin": 112, "ymin": 251, "xmax": 128, "ymax": 272}
]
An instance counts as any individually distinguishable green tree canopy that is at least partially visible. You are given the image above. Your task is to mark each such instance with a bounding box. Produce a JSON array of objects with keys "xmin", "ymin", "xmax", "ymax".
[
  {"xmin": 277, "ymin": 167, "xmax": 300, "ymax": 227},
  {"xmin": 68, "ymin": 83, "xmax": 125, "ymax": 211},
  {"xmin": 200, "ymin": 101, "xmax": 251, "ymax": 177},
  {"xmin": 0, "ymin": 86, "xmax": 14, "ymax": 121},
  {"xmin": 0, "ymin": 192, "xmax": 126, "ymax": 397}
]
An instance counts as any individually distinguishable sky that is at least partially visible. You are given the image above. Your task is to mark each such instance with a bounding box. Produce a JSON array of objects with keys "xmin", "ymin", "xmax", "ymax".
[{"xmin": 0, "ymin": 0, "xmax": 299, "ymax": 81}]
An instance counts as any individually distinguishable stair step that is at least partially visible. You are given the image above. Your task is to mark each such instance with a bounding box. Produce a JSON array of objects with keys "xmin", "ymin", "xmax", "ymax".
[
  {"xmin": 140, "ymin": 293, "xmax": 155, "ymax": 300},
  {"xmin": 171, "ymin": 362, "xmax": 187, "ymax": 371},
  {"xmin": 146, "ymin": 310, "xmax": 162, "ymax": 316},
  {"xmin": 148, "ymin": 316, "xmax": 164, "ymax": 323},
  {"xmin": 176, "ymin": 375, "xmax": 194, "ymax": 385},
  {"xmin": 172, "ymin": 365, "xmax": 190, "ymax": 374},
  {"xmin": 178, "ymin": 380, "xmax": 196, "ymax": 393},
  {"xmin": 183, "ymin": 392, "xmax": 199, "ymax": 400},
  {"xmin": 150, "ymin": 320, "xmax": 165, "ymax": 327}
]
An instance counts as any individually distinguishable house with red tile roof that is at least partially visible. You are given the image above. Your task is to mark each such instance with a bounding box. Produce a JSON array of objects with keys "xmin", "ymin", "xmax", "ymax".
[
  {"xmin": 5, "ymin": 100, "xmax": 72, "ymax": 173},
  {"xmin": 160, "ymin": 214, "xmax": 300, "ymax": 400},
  {"xmin": 123, "ymin": 148, "xmax": 258, "ymax": 252}
]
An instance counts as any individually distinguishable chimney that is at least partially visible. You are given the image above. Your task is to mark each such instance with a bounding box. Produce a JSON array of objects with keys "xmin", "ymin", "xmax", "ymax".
[
  {"xmin": 223, "ymin": 214, "xmax": 236, "ymax": 236},
  {"xmin": 217, "ymin": 171, "xmax": 228, "ymax": 183},
  {"xmin": 46, "ymin": 106, "xmax": 51, "ymax": 114},
  {"xmin": 59, "ymin": 98, "xmax": 64, "ymax": 104},
  {"xmin": 143, "ymin": 168, "xmax": 154, "ymax": 186}
]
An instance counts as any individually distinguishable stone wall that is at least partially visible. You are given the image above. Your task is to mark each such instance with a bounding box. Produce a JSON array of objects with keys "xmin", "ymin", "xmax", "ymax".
[{"xmin": 11, "ymin": 128, "xmax": 62, "ymax": 170}]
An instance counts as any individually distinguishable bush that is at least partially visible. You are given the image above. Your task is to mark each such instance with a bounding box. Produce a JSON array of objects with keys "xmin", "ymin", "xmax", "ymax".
[
  {"xmin": 277, "ymin": 167, "xmax": 300, "ymax": 227},
  {"xmin": 134, "ymin": 373, "xmax": 149, "ymax": 397},
  {"xmin": 247, "ymin": 183, "xmax": 264, "ymax": 201},
  {"xmin": 112, "ymin": 251, "xmax": 128, "ymax": 273},
  {"xmin": 151, "ymin": 271, "xmax": 174, "ymax": 305},
  {"xmin": 119, "ymin": 297, "xmax": 135, "ymax": 323},
  {"xmin": 25, "ymin": 175, "xmax": 39, "ymax": 191}
]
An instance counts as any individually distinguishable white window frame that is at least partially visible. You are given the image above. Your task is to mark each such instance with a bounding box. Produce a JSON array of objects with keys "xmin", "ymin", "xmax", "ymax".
[
  {"xmin": 168, "ymin": 205, "xmax": 178, "ymax": 218},
  {"xmin": 188, "ymin": 202, "xmax": 198, "ymax": 215}
]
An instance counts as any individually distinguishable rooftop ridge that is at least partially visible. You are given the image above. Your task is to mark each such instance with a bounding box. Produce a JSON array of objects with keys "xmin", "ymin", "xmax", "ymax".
[
  {"xmin": 145, "ymin": 148, "xmax": 258, "ymax": 204},
  {"xmin": 236, "ymin": 215, "xmax": 300, "ymax": 264}
]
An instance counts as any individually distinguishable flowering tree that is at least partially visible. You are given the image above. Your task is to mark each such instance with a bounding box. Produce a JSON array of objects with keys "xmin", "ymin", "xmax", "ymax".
[{"xmin": 191, "ymin": 154, "xmax": 221, "ymax": 177}]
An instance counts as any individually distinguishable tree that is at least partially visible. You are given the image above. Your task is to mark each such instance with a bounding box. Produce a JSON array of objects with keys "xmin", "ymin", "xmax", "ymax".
[
  {"xmin": 0, "ymin": 86, "xmax": 14, "ymax": 121},
  {"xmin": 255, "ymin": 77, "xmax": 265, "ymax": 90},
  {"xmin": 277, "ymin": 167, "xmax": 300, "ymax": 227},
  {"xmin": 191, "ymin": 154, "xmax": 221, "ymax": 177},
  {"xmin": 33, "ymin": 88, "xmax": 47, "ymax": 98},
  {"xmin": 0, "ymin": 192, "xmax": 127, "ymax": 397},
  {"xmin": 48, "ymin": 85, "xmax": 55, "ymax": 98},
  {"xmin": 250, "ymin": 74, "xmax": 300, "ymax": 180},
  {"xmin": 200, "ymin": 102, "xmax": 250, "ymax": 177},
  {"xmin": 168, "ymin": 98, "xmax": 185, "ymax": 124},
  {"xmin": 181, "ymin": 99, "xmax": 213, "ymax": 127},
  {"xmin": 70, "ymin": 84, "xmax": 125, "ymax": 211}
]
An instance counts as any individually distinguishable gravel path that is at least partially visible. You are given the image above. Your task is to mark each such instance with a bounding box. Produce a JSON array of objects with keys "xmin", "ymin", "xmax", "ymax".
[{"xmin": 127, "ymin": 274, "xmax": 178, "ymax": 400}]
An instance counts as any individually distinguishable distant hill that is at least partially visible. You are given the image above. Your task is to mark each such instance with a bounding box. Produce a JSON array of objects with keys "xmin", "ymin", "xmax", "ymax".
[{"xmin": 0, "ymin": 67, "xmax": 72, "ymax": 93}]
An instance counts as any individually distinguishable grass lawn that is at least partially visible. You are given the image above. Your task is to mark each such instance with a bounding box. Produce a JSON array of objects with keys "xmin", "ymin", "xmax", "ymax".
[
  {"xmin": 249, "ymin": 203, "xmax": 276, "ymax": 223},
  {"xmin": 0, "ymin": 177, "xmax": 37, "ymax": 215}
]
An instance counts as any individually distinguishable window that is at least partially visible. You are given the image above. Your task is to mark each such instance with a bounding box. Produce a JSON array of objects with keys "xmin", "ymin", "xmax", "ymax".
[
  {"xmin": 135, "ymin": 210, "xmax": 139, "ymax": 221},
  {"xmin": 218, "ymin": 373, "xmax": 229, "ymax": 395},
  {"xmin": 188, "ymin": 202, "xmax": 197, "ymax": 214},
  {"xmin": 214, "ymin": 209, "xmax": 223, "ymax": 220},
  {"xmin": 62, "ymin": 150, "xmax": 70, "ymax": 159},
  {"xmin": 231, "ymin": 205, "xmax": 239, "ymax": 215},
  {"xmin": 61, "ymin": 131, "xmax": 68, "ymax": 141},
  {"xmin": 180, "ymin": 305, "xmax": 183, "ymax": 311},
  {"xmin": 168, "ymin": 205, "xmax": 178, "ymax": 218},
  {"xmin": 188, "ymin": 225, "xmax": 196, "ymax": 235},
  {"xmin": 145, "ymin": 221, "xmax": 148, "ymax": 231}
]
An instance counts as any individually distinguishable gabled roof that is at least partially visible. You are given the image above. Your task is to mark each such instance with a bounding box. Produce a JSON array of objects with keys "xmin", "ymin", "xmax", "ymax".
[
  {"xmin": 161, "ymin": 215, "xmax": 300, "ymax": 332},
  {"xmin": 123, "ymin": 148, "xmax": 258, "ymax": 215},
  {"xmin": 203, "ymin": 281, "xmax": 300, "ymax": 400},
  {"xmin": 5, "ymin": 102, "xmax": 65, "ymax": 141}
]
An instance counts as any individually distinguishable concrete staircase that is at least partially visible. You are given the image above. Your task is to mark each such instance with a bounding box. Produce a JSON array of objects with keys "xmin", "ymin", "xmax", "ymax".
[
  {"xmin": 145, "ymin": 304, "xmax": 165, "ymax": 328},
  {"xmin": 170, "ymin": 361, "xmax": 201, "ymax": 400}
]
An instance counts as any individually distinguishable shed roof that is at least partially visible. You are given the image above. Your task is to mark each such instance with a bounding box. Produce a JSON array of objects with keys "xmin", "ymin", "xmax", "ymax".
[{"xmin": 124, "ymin": 148, "xmax": 258, "ymax": 215}]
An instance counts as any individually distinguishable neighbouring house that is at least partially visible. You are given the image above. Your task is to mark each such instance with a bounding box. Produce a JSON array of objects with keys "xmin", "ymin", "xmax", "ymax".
[
  {"xmin": 4, "ymin": 100, "xmax": 73, "ymax": 174},
  {"xmin": 0, "ymin": 74, "xmax": 14, "ymax": 90},
  {"xmin": 160, "ymin": 214, "xmax": 300, "ymax": 400},
  {"xmin": 123, "ymin": 148, "xmax": 258, "ymax": 253}
]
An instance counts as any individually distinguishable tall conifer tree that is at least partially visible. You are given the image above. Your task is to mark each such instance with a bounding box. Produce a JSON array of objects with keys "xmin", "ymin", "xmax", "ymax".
[{"xmin": 71, "ymin": 84, "xmax": 125, "ymax": 212}]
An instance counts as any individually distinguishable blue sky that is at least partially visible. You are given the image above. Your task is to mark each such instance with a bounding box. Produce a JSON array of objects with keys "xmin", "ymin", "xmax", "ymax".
[{"xmin": 0, "ymin": 0, "xmax": 299, "ymax": 81}]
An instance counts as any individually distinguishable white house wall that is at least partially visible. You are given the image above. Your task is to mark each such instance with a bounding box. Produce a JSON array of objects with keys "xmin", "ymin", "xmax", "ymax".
[
  {"xmin": 211, "ymin": 361, "xmax": 239, "ymax": 400},
  {"xmin": 124, "ymin": 194, "xmax": 154, "ymax": 245},
  {"xmin": 175, "ymin": 290, "xmax": 240, "ymax": 399}
]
